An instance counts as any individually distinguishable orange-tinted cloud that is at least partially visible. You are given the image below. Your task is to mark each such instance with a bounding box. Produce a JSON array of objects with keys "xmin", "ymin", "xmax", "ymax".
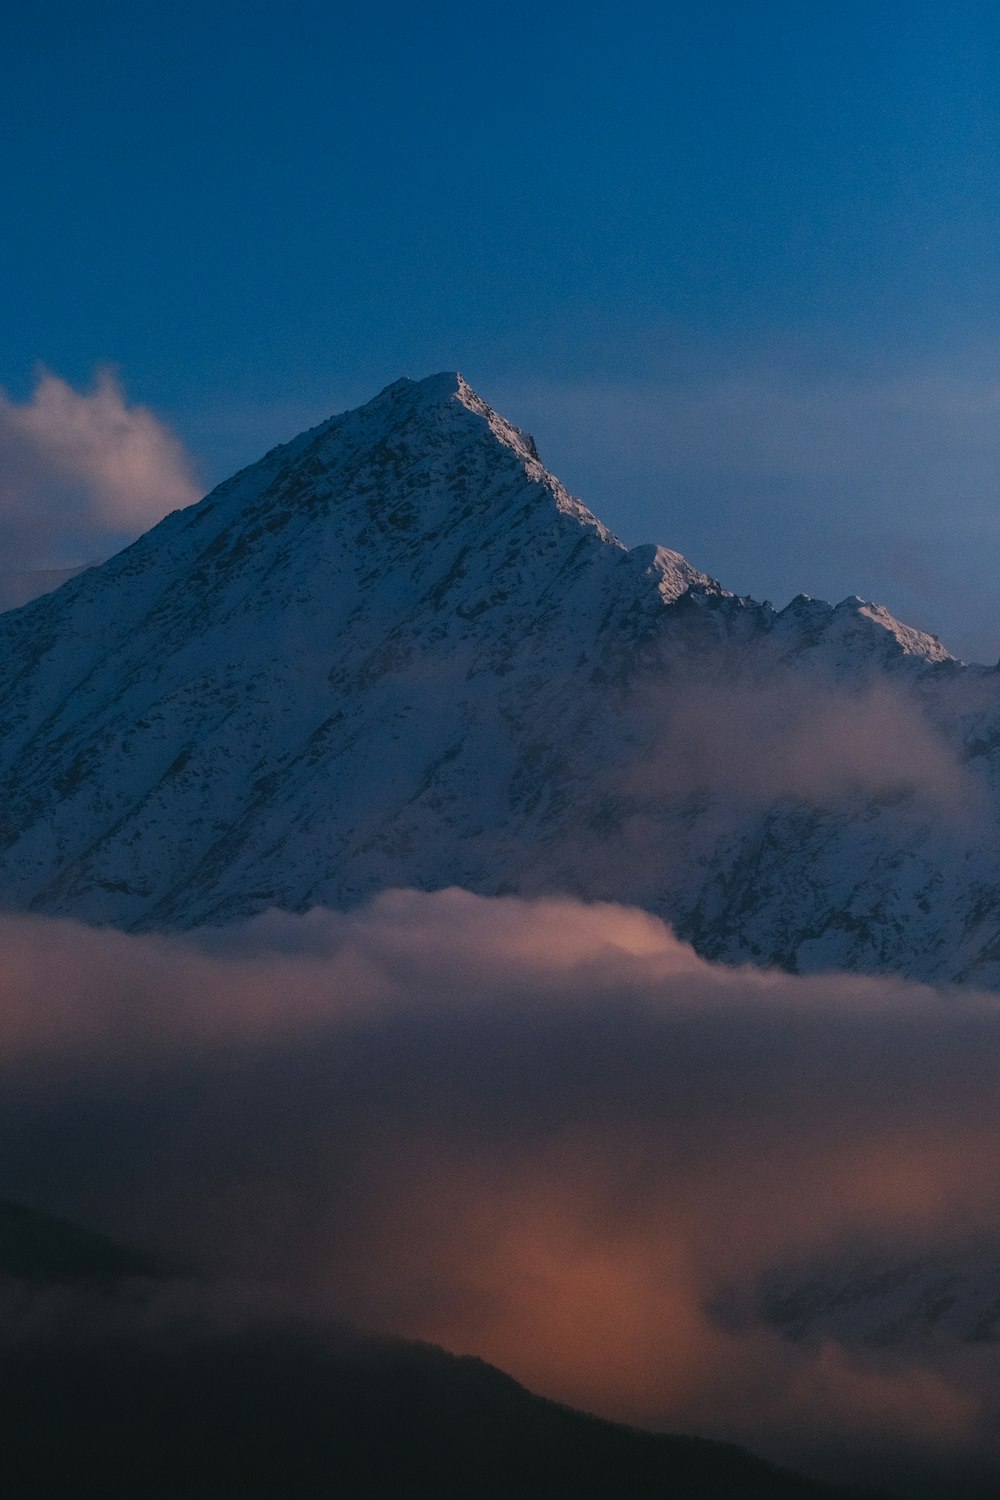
[{"xmin": 2, "ymin": 890, "xmax": 1000, "ymax": 1493}]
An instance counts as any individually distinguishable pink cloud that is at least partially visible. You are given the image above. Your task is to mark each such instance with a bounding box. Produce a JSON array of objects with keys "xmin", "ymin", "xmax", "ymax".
[{"xmin": 0, "ymin": 368, "xmax": 200, "ymax": 570}]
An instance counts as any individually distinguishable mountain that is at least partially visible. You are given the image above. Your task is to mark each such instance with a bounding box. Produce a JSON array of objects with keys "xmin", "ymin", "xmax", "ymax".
[
  {"xmin": 0, "ymin": 371, "xmax": 997, "ymax": 981},
  {"xmin": 0, "ymin": 1202, "xmax": 889, "ymax": 1500},
  {"xmin": 2, "ymin": 1315, "xmax": 892, "ymax": 1500}
]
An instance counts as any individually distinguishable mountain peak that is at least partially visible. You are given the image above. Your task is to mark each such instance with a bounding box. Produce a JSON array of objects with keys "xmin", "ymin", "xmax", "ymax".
[
  {"xmin": 832, "ymin": 595, "xmax": 956, "ymax": 663},
  {"xmin": 253, "ymin": 371, "xmax": 620, "ymax": 551},
  {"xmin": 356, "ymin": 371, "xmax": 544, "ymax": 471},
  {"xmin": 370, "ymin": 370, "xmax": 465, "ymax": 406}
]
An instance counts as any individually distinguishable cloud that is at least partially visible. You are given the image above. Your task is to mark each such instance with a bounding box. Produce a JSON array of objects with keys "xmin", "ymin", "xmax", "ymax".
[
  {"xmin": 0, "ymin": 368, "xmax": 201, "ymax": 570},
  {"xmin": 628, "ymin": 671, "xmax": 975, "ymax": 813},
  {"xmin": 3, "ymin": 890, "xmax": 1000, "ymax": 1494}
]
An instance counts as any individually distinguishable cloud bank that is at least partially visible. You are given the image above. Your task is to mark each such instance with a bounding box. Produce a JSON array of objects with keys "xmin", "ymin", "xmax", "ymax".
[
  {"xmin": 3, "ymin": 890, "xmax": 1000, "ymax": 1496},
  {"xmin": 0, "ymin": 369, "xmax": 200, "ymax": 572}
]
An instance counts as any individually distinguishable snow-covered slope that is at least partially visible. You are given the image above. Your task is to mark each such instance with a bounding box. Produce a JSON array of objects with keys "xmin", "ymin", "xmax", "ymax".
[{"xmin": 0, "ymin": 372, "xmax": 997, "ymax": 981}]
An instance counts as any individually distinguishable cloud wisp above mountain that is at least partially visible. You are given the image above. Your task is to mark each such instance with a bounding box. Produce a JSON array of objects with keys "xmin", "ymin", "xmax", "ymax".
[
  {"xmin": 0, "ymin": 368, "xmax": 200, "ymax": 572},
  {"xmin": 3, "ymin": 890, "xmax": 1000, "ymax": 1497}
]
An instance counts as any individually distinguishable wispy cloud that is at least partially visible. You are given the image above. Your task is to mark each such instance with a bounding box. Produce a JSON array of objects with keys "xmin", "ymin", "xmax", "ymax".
[
  {"xmin": 628, "ymin": 672, "xmax": 976, "ymax": 813},
  {"xmin": 0, "ymin": 369, "xmax": 201, "ymax": 569}
]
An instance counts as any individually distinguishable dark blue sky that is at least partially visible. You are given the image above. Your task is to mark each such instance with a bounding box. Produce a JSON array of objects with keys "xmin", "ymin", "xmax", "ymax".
[{"xmin": 4, "ymin": 1, "xmax": 1000, "ymax": 656}]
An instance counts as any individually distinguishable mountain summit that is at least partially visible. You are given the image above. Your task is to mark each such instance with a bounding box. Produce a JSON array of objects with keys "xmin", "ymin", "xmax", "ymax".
[{"xmin": 0, "ymin": 374, "xmax": 996, "ymax": 980}]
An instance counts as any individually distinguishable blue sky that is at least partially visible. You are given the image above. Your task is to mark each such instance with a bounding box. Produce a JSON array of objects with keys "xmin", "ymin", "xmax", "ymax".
[{"xmin": 3, "ymin": 0, "xmax": 1000, "ymax": 656}]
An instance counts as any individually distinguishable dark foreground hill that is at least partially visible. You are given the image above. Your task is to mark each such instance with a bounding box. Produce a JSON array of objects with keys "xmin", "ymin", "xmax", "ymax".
[
  {"xmin": 0, "ymin": 1200, "xmax": 886, "ymax": 1500},
  {"xmin": 1, "ymin": 1327, "xmax": 897, "ymax": 1500}
]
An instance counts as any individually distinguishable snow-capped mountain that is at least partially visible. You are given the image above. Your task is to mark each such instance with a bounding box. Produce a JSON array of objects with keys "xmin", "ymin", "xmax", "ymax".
[{"xmin": 0, "ymin": 371, "xmax": 998, "ymax": 981}]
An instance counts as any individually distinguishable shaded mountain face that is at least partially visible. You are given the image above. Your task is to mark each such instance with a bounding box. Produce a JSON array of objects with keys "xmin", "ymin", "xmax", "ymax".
[
  {"xmin": 741, "ymin": 1242, "xmax": 1000, "ymax": 1351},
  {"xmin": 0, "ymin": 371, "xmax": 997, "ymax": 979}
]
